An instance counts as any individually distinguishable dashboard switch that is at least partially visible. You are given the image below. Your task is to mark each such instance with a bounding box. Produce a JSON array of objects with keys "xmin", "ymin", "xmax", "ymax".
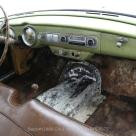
[
  {"xmin": 61, "ymin": 36, "xmax": 67, "ymax": 42},
  {"xmin": 116, "ymin": 42, "xmax": 123, "ymax": 48},
  {"xmin": 87, "ymin": 38, "xmax": 97, "ymax": 47}
]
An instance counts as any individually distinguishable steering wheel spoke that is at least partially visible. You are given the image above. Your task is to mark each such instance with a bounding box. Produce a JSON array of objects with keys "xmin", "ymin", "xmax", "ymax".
[{"xmin": 0, "ymin": 6, "xmax": 9, "ymax": 66}]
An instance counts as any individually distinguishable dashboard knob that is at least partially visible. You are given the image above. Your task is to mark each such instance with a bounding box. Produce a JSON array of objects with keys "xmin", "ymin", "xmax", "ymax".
[
  {"xmin": 61, "ymin": 36, "xmax": 67, "ymax": 42},
  {"xmin": 116, "ymin": 37, "xmax": 128, "ymax": 48},
  {"xmin": 116, "ymin": 42, "xmax": 123, "ymax": 48},
  {"xmin": 87, "ymin": 38, "xmax": 96, "ymax": 47}
]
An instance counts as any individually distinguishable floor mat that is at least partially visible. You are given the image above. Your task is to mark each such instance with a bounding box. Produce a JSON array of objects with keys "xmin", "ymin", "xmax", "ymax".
[{"xmin": 37, "ymin": 62, "xmax": 105, "ymax": 123}]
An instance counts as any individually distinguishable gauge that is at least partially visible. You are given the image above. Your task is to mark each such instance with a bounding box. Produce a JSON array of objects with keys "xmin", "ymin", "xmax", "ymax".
[{"xmin": 22, "ymin": 26, "xmax": 36, "ymax": 47}]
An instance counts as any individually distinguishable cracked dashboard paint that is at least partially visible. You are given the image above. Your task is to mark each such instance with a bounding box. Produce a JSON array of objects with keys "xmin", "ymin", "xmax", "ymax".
[{"xmin": 8, "ymin": 11, "xmax": 136, "ymax": 60}]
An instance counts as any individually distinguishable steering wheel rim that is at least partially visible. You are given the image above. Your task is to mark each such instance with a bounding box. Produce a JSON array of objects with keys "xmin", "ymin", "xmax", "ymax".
[{"xmin": 0, "ymin": 6, "xmax": 9, "ymax": 66}]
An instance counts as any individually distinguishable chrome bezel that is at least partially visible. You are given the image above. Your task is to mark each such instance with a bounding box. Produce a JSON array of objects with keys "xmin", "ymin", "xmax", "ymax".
[{"xmin": 22, "ymin": 26, "xmax": 37, "ymax": 47}]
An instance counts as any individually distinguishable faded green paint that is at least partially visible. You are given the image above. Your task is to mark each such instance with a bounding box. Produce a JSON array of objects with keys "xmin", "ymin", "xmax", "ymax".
[
  {"xmin": 9, "ymin": 11, "xmax": 136, "ymax": 60},
  {"xmin": 13, "ymin": 25, "xmax": 101, "ymax": 52},
  {"xmin": 101, "ymin": 33, "xmax": 136, "ymax": 59},
  {"xmin": 49, "ymin": 46, "xmax": 94, "ymax": 60},
  {"xmin": 10, "ymin": 16, "xmax": 136, "ymax": 38},
  {"xmin": 8, "ymin": 10, "xmax": 136, "ymax": 26}
]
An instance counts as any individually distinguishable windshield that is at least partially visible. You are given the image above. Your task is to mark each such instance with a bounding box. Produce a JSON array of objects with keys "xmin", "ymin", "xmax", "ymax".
[{"xmin": 1, "ymin": 0, "xmax": 136, "ymax": 16}]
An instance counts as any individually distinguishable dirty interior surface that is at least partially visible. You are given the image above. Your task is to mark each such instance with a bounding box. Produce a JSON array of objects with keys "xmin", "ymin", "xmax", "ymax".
[
  {"xmin": 5, "ymin": 48, "xmax": 68, "ymax": 103},
  {"xmin": 86, "ymin": 95, "xmax": 136, "ymax": 136},
  {"xmin": 37, "ymin": 61, "xmax": 105, "ymax": 123},
  {"xmin": 3, "ymin": 48, "xmax": 136, "ymax": 136}
]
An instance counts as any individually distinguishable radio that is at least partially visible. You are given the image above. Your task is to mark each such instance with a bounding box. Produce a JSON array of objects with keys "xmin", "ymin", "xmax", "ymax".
[
  {"xmin": 68, "ymin": 35, "xmax": 86, "ymax": 46},
  {"xmin": 66, "ymin": 35, "xmax": 97, "ymax": 47},
  {"xmin": 40, "ymin": 32, "xmax": 97, "ymax": 48}
]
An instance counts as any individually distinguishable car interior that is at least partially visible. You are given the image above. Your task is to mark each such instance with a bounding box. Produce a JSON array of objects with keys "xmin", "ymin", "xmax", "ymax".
[{"xmin": 0, "ymin": 8, "xmax": 136, "ymax": 136}]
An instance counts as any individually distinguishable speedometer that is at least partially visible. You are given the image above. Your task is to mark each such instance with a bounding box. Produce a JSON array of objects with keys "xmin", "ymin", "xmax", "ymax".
[{"xmin": 22, "ymin": 26, "xmax": 36, "ymax": 47}]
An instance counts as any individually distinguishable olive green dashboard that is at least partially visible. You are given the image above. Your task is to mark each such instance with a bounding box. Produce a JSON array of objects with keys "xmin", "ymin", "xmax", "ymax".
[{"xmin": 8, "ymin": 11, "xmax": 136, "ymax": 60}]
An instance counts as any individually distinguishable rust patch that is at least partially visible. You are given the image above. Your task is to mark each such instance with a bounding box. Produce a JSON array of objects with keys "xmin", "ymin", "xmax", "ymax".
[
  {"xmin": 86, "ymin": 95, "xmax": 136, "ymax": 136},
  {"xmin": 6, "ymin": 48, "xmax": 67, "ymax": 103},
  {"xmin": 10, "ymin": 45, "xmax": 34, "ymax": 75},
  {"xmin": 100, "ymin": 57, "xmax": 136, "ymax": 97}
]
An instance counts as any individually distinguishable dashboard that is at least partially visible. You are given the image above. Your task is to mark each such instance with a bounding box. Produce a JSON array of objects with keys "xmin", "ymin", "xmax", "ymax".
[
  {"xmin": 7, "ymin": 11, "xmax": 136, "ymax": 60},
  {"xmin": 12, "ymin": 25, "xmax": 101, "ymax": 60}
]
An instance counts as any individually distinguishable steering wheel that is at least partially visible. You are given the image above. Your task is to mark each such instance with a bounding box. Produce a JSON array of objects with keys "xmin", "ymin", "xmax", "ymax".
[{"xmin": 0, "ymin": 6, "xmax": 9, "ymax": 66}]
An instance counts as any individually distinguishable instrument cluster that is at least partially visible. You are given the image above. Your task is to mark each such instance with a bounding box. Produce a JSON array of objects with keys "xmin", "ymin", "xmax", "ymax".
[{"xmin": 22, "ymin": 26, "xmax": 37, "ymax": 47}]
